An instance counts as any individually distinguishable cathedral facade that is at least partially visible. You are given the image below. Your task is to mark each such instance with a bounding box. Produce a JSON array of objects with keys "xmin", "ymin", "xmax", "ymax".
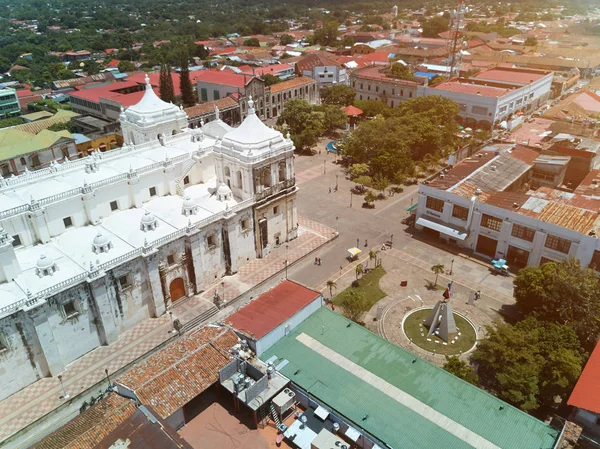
[{"xmin": 0, "ymin": 76, "xmax": 297, "ymax": 400}]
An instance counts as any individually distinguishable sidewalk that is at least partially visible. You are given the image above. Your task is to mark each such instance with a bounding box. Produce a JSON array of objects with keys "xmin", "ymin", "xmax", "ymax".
[{"xmin": 0, "ymin": 216, "xmax": 336, "ymax": 445}]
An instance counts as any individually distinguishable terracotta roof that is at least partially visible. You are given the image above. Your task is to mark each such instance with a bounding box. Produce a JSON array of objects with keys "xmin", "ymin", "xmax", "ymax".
[
  {"xmin": 353, "ymin": 65, "xmax": 419, "ymax": 85},
  {"xmin": 295, "ymin": 51, "xmax": 342, "ymax": 73},
  {"xmin": 32, "ymin": 393, "xmax": 137, "ymax": 449},
  {"xmin": 192, "ymin": 69, "xmax": 254, "ymax": 87},
  {"xmin": 225, "ymin": 280, "xmax": 321, "ymax": 339},
  {"xmin": 116, "ymin": 326, "xmax": 238, "ymax": 418},
  {"xmin": 96, "ymin": 406, "xmax": 193, "ymax": 449},
  {"xmin": 184, "ymin": 96, "xmax": 238, "ymax": 117},
  {"xmin": 568, "ymin": 341, "xmax": 600, "ymax": 413},
  {"xmin": 269, "ymin": 76, "xmax": 315, "ymax": 93},
  {"xmin": 573, "ymin": 90, "xmax": 600, "ymax": 113}
]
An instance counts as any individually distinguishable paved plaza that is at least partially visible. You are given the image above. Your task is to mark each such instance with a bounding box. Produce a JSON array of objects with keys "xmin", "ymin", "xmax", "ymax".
[{"xmin": 1, "ymin": 149, "xmax": 519, "ymax": 447}]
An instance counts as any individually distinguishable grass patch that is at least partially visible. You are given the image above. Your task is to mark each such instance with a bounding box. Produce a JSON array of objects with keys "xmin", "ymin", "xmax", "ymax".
[
  {"xmin": 333, "ymin": 265, "xmax": 386, "ymax": 311},
  {"xmin": 403, "ymin": 308, "xmax": 477, "ymax": 355}
]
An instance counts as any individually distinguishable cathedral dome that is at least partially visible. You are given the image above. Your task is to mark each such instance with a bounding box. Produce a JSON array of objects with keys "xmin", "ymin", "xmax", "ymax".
[
  {"xmin": 217, "ymin": 182, "xmax": 232, "ymax": 197},
  {"xmin": 221, "ymin": 97, "xmax": 284, "ymax": 152},
  {"xmin": 36, "ymin": 253, "xmax": 54, "ymax": 270},
  {"xmin": 93, "ymin": 232, "xmax": 110, "ymax": 247},
  {"xmin": 122, "ymin": 75, "xmax": 185, "ymax": 127}
]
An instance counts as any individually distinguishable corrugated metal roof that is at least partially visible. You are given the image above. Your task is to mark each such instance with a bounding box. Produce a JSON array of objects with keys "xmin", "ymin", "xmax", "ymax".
[
  {"xmin": 225, "ymin": 280, "xmax": 321, "ymax": 339},
  {"xmin": 568, "ymin": 341, "xmax": 600, "ymax": 413},
  {"xmin": 260, "ymin": 308, "xmax": 559, "ymax": 449}
]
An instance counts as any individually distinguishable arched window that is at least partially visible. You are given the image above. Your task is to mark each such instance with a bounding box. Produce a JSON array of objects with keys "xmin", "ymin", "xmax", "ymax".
[
  {"xmin": 237, "ymin": 171, "xmax": 243, "ymax": 189},
  {"xmin": 278, "ymin": 161, "xmax": 286, "ymax": 182},
  {"xmin": 20, "ymin": 157, "xmax": 26, "ymax": 166},
  {"xmin": 224, "ymin": 166, "xmax": 231, "ymax": 177}
]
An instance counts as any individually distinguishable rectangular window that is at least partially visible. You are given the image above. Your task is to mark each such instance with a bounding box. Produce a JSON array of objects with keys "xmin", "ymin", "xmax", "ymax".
[
  {"xmin": 544, "ymin": 234, "xmax": 571, "ymax": 254},
  {"xmin": 31, "ymin": 154, "xmax": 40, "ymax": 167},
  {"xmin": 409, "ymin": 92, "xmax": 413, "ymax": 98},
  {"xmin": 472, "ymin": 106, "xmax": 488, "ymax": 115},
  {"xmin": 368, "ymin": 84, "xmax": 371, "ymax": 91},
  {"xmin": 452, "ymin": 205, "xmax": 469, "ymax": 221},
  {"xmin": 540, "ymin": 256, "xmax": 556, "ymax": 265},
  {"xmin": 590, "ymin": 250, "xmax": 600, "ymax": 272},
  {"xmin": 12, "ymin": 235, "xmax": 22, "ymax": 247},
  {"xmin": 241, "ymin": 219, "xmax": 249, "ymax": 231},
  {"xmin": 376, "ymin": 85, "xmax": 379, "ymax": 92},
  {"xmin": 183, "ymin": 176, "xmax": 190, "ymax": 185},
  {"xmin": 118, "ymin": 275, "xmax": 131, "ymax": 289},
  {"xmin": 391, "ymin": 88, "xmax": 395, "ymax": 95},
  {"xmin": 110, "ymin": 200, "xmax": 118, "ymax": 211},
  {"xmin": 207, "ymin": 234, "xmax": 216, "ymax": 248},
  {"xmin": 480, "ymin": 214, "xmax": 502, "ymax": 232},
  {"xmin": 149, "ymin": 186, "xmax": 157, "ymax": 197},
  {"xmin": 63, "ymin": 216, "xmax": 73, "ymax": 228},
  {"xmin": 425, "ymin": 196, "xmax": 444, "ymax": 212},
  {"xmin": 167, "ymin": 254, "xmax": 175, "ymax": 266},
  {"xmin": 201, "ymin": 88, "xmax": 208, "ymax": 102},
  {"xmin": 273, "ymin": 206, "xmax": 279, "ymax": 214},
  {"xmin": 63, "ymin": 301, "xmax": 78, "ymax": 319},
  {"xmin": 511, "ymin": 224, "xmax": 535, "ymax": 242},
  {"xmin": 213, "ymin": 90, "xmax": 220, "ymax": 100},
  {"xmin": 401, "ymin": 90, "xmax": 404, "ymax": 96}
]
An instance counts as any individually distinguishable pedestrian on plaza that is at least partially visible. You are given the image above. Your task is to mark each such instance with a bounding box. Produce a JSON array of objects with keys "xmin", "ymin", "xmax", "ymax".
[
  {"xmin": 329, "ymin": 187, "xmax": 332, "ymax": 194},
  {"xmin": 318, "ymin": 258, "xmax": 322, "ymax": 265},
  {"xmin": 334, "ymin": 185, "xmax": 338, "ymax": 192},
  {"xmin": 315, "ymin": 257, "xmax": 318, "ymax": 265},
  {"xmin": 475, "ymin": 290, "xmax": 481, "ymax": 301},
  {"xmin": 364, "ymin": 239, "xmax": 368, "ymax": 247}
]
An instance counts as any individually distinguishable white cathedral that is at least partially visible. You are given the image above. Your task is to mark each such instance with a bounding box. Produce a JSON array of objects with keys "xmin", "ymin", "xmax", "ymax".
[{"xmin": 0, "ymin": 75, "xmax": 298, "ymax": 400}]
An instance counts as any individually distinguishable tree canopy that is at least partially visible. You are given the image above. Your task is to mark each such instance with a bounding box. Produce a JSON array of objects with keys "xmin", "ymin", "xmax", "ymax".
[
  {"xmin": 421, "ymin": 16, "xmax": 450, "ymax": 38},
  {"xmin": 471, "ymin": 317, "xmax": 585, "ymax": 412},
  {"xmin": 320, "ymin": 84, "xmax": 356, "ymax": 107},
  {"xmin": 343, "ymin": 96, "xmax": 458, "ymax": 181},
  {"xmin": 513, "ymin": 258, "xmax": 600, "ymax": 350},
  {"xmin": 442, "ymin": 356, "xmax": 479, "ymax": 385},
  {"xmin": 243, "ymin": 38, "xmax": 261, "ymax": 47}
]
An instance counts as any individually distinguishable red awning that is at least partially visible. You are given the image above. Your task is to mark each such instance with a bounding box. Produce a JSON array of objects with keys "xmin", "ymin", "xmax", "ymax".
[{"xmin": 344, "ymin": 105, "xmax": 363, "ymax": 117}]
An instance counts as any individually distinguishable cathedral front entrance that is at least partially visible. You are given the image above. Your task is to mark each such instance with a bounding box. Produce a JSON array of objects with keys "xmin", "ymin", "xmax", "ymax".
[{"xmin": 169, "ymin": 277, "xmax": 186, "ymax": 302}]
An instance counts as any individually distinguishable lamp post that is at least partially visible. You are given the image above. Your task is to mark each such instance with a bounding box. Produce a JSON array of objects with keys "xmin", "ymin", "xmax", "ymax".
[
  {"xmin": 336, "ymin": 216, "xmax": 339, "ymax": 233},
  {"xmin": 350, "ymin": 191, "xmax": 353, "ymax": 208},
  {"xmin": 58, "ymin": 374, "xmax": 69, "ymax": 400},
  {"xmin": 323, "ymin": 159, "xmax": 326, "ymax": 174},
  {"xmin": 450, "ymin": 258, "xmax": 455, "ymax": 276},
  {"xmin": 336, "ymin": 174, "xmax": 338, "ymax": 186},
  {"xmin": 221, "ymin": 281, "xmax": 225, "ymax": 303},
  {"xmin": 168, "ymin": 311, "xmax": 174, "ymax": 333},
  {"xmin": 285, "ymin": 244, "xmax": 289, "ymax": 279}
]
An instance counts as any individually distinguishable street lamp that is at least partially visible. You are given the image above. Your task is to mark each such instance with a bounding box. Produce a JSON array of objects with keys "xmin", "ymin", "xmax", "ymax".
[
  {"xmin": 168, "ymin": 311, "xmax": 175, "ymax": 334},
  {"xmin": 450, "ymin": 258, "xmax": 455, "ymax": 276},
  {"xmin": 323, "ymin": 159, "xmax": 326, "ymax": 174},
  {"xmin": 350, "ymin": 191, "xmax": 353, "ymax": 208},
  {"xmin": 285, "ymin": 244, "xmax": 289, "ymax": 279},
  {"xmin": 221, "ymin": 281, "xmax": 225, "ymax": 303},
  {"xmin": 336, "ymin": 216, "xmax": 339, "ymax": 233},
  {"xmin": 336, "ymin": 174, "xmax": 338, "ymax": 186},
  {"xmin": 58, "ymin": 374, "xmax": 69, "ymax": 400}
]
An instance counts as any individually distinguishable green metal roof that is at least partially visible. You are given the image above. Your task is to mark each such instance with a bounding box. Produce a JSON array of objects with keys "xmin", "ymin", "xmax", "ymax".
[
  {"xmin": 0, "ymin": 128, "xmax": 74, "ymax": 160},
  {"xmin": 260, "ymin": 308, "xmax": 559, "ymax": 449}
]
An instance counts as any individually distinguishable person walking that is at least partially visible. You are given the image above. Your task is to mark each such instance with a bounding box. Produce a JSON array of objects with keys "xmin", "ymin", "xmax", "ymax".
[{"xmin": 329, "ymin": 187, "xmax": 332, "ymax": 194}]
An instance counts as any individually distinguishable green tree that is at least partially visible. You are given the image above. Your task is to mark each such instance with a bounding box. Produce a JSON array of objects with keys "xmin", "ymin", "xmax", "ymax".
[
  {"xmin": 471, "ymin": 318, "xmax": 585, "ymax": 411},
  {"xmin": 47, "ymin": 121, "xmax": 76, "ymax": 132},
  {"xmin": 0, "ymin": 57, "xmax": 11, "ymax": 73},
  {"xmin": 279, "ymin": 34, "xmax": 294, "ymax": 45},
  {"xmin": 326, "ymin": 279, "xmax": 337, "ymax": 301},
  {"xmin": 353, "ymin": 175, "xmax": 372, "ymax": 187},
  {"xmin": 431, "ymin": 264, "xmax": 444, "ymax": 286},
  {"xmin": 82, "ymin": 59, "xmax": 100, "ymax": 75},
  {"xmin": 348, "ymin": 163, "xmax": 370, "ymax": 180},
  {"xmin": 341, "ymin": 290, "xmax": 366, "ymax": 323},
  {"xmin": 243, "ymin": 38, "xmax": 260, "ymax": 47},
  {"xmin": 353, "ymin": 99, "xmax": 389, "ymax": 117},
  {"xmin": 179, "ymin": 49, "xmax": 195, "ymax": 107},
  {"xmin": 320, "ymin": 84, "xmax": 356, "ymax": 106},
  {"xmin": 27, "ymin": 99, "xmax": 59, "ymax": 113},
  {"xmin": 369, "ymin": 249, "xmax": 380, "ymax": 265},
  {"xmin": 372, "ymin": 175, "xmax": 390, "ymax": 192},
  {"xmin": 355, "ymin": 263, "xmax": 364, "ymax": 279},
  {"xmin": 262, "ymin": 73, "xmax": 281, "ymax": 86},
  {"xmin": 421, "ymin": 16, "xmax": 450, "ymax": 38},
  {"xmin": 276, "ymin": 99, "xmax": 326, "ymax": 152},
  {"xmin": 117, "ymin": 60, "xmax": 136, "ymax": 72},
  {"xmin": 159, "ymin": 63, "xmax": 175, "ymax": 104},
  {"xmin": 524, "ymin": 36, "xmax": 538, "ymax": 46},
  {"xmin": 315, "ymin": 104, "xmax": 347, "ymax": 134},
  {"xmin": 364, "ymin": 190, "xmax": 377, "ymax": 204},
  {"xmin": 514, "ymin": 258, "xmax": 600, "ymax": 350},
  {"xmin": 311, "ymin": 21, "xmax": 340, "ymax": 46},
  {"xmin": 389, "ymin": 62, "xmax": 415, "ymax": 81},
  {"xmin": 442, "ymin": 356, "xmax": 479, "ymax": 385}
]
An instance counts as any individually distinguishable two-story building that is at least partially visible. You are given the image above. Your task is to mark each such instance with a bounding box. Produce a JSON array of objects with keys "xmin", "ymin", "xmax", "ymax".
[
  {"xmin": 415, "ymin": 143, "xmax": 600, "ymax": 271},
  {"xmin": 294, "ymin": 51, "xmax": 348, "ymax": 88},
  {"xmin": 350, "ymin": 65, "xmax": 423, "ymax": 108}
]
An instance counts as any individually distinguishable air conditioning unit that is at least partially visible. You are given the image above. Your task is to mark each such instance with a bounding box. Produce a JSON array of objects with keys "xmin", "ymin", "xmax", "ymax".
[{"xmin": 273, "ymin": 387, "xmax": 296, "ymax": 416}]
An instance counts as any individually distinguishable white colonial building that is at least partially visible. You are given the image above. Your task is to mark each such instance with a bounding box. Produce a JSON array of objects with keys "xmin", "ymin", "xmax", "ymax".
[{"xmin": 0, "ymin": 75, "xmax": 298, "ymax": 400}]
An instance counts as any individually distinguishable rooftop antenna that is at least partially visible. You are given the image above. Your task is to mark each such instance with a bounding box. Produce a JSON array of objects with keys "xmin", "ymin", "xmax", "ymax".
[{"xmin": 446, "ymin": 0, "xmax": 466, "ymax": 78}]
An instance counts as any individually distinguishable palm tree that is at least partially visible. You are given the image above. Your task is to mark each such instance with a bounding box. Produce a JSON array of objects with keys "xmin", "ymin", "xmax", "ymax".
[
  {"xmin": 355, "ymin": 263, "xmax": 364, "ymax": 279},
  {"xmin": 326, "ymin": 280, "xmax": 337, "ymax": 301},
  {"xmin": 369, "ymin": 249, "xmax": 380, "ymax": 266},
  {"xmin": 431, "ymin": 264, "xmax": 445, "ymax": 287}
]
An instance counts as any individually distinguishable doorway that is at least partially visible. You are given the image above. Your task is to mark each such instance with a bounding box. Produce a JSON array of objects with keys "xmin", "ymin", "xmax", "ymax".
[
  {"xmin": 507, "ymin": 245, "xmax": 530, "ymax": 268},
  {"xmin": 476, "ymin": 235, "xmax": 498, "ymax": 258},
  {"xmin": 169, "ymin": 277, "xmax": 186, "ymax": 302}
]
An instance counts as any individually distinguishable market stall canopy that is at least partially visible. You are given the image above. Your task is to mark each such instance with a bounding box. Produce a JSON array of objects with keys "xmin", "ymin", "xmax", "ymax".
[
  {"xmin": 348, "ymin": 247, "xmax": 362, "ymax": 257},
  {"xmin": 343, "ymin": 105, "xmax": 363, "ymax": 117}
]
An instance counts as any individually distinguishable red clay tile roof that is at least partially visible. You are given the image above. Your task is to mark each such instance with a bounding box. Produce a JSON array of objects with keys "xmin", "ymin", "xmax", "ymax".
[
  {"xmin": 573, "ymin": 90, "xmax": 600, "ymax": 113},
  {"xmin": 225, "ymin": 280, "xmax": 321, "ymax": 339},
  {"xmin": 295, "ymin": 51, "xmax": 342, "ymax": 73},
  {"xmin": 32, "ymin": 393, "xmax": 137, "ymax": 449},
  {"xmin": 269, "ymin": 76, "xmax": 315, "ymax": 93},
  {"xmin": 344, "ymin": 105, "xmax": 363, "ymax": 116},
  {"xmin": 116, "ymin": 327, "xmax": 238, "ymax": 418},
  {"xmin": 568, "ymin": 342, "xmax": 600, "ymax": 413},
  {"xmin": 192, "ymin": 70, "xmax": 254, "ymax": 87},
  {"xmin": 184, "ymin": 96, "xmax": 239, "ymax": 117},
  {"xmin": 353, "ymin": 65, "xmax": 419, "ymax": 85}
]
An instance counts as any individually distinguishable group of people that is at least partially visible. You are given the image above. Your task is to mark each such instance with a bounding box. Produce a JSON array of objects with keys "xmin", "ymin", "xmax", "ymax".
[
  {"xmin": 328, "ymin": 185, "xmax": 339, "ymax": 194},
  {"xmin": 314, "ymin": 257, "xmax": 322, "ymax": 265}
]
